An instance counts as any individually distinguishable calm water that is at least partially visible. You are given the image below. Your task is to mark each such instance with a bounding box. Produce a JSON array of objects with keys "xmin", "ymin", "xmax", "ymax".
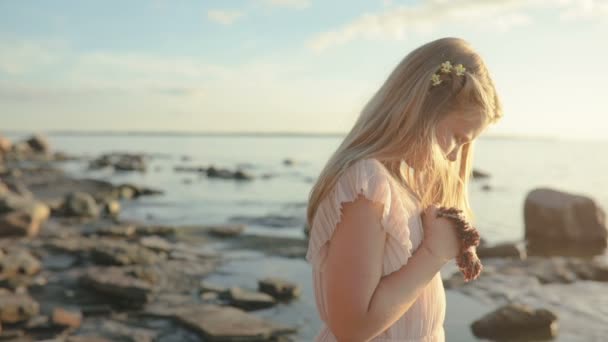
[
  {"xmin": 10, "ymin": 133, "xmax": 607, "ymax": 244},
  {"xmin": 6, "ymin": 133, "xmax": 608, "ymax": 340}
]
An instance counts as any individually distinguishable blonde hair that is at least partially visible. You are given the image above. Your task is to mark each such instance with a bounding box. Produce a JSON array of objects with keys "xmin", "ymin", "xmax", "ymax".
[{"xmin": 306, "ymin": 37, "xmax": 503, "ymax": 232}]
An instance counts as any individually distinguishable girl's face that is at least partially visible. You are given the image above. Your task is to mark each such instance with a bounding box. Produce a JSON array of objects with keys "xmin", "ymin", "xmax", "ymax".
[{"xmin": 435, "ymin": 112, "xmax": 487, "ymax": 162}]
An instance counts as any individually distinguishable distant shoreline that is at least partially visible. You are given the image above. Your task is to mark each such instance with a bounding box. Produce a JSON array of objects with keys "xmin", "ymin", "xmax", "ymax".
[{"xmin": 2, "ymin": 130, "xmax": 576, "ymax": 141}]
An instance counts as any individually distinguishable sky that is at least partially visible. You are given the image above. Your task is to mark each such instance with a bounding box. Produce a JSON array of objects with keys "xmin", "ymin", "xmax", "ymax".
[{"xmin": 1, "ymin": 0, "xmax": 607, "ymax": 140}]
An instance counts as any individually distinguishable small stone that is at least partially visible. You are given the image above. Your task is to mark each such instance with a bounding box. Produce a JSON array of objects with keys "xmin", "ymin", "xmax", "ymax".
[
  {"xmin": 207, "ymin": 224, "xmax": 245, "ymax": 238},
  {"xmin": 258, "ymin": 277, "xmax": 301, "ymax": 301},
  {"xmin": 224, "ymin": 286, "xmax": 276, "ymax": 311},
  {"xmin": 52, "ymin": 307, "xmax": 82, "ymax": 328}
]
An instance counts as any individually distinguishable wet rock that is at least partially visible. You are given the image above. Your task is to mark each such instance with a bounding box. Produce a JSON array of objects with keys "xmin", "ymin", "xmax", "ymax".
[
  {"xmin": 64, "ymin": 192, "xmax": 100, "ymax": 218},
  {"xmin": 471, "ymin": 303, "xmax": 558, "ymax": 341},
  {"xmin": 0, "ymin": 193, "xmax": 50, "ymax": 237},
  {"xmin": 223, "ymin": 286, "xmax": 276, "ymax": 311},
  {"xmin": 45, "ymin": 236, "xmax": 98, "ymax": 255},
  {"xmin": 115, "ymin": 155, "xmax": 146, "ymax": 172},
  {"xmin": 472, "ymin": 169, "xmax": 490, "ymax": 179},
  {"xmin": 234, "ymin": 170, "xmax": 253, "ymax": 181},
  {"xmin": 90, "ymin": 240, "xmax": 162, "ymax": 266},
  {"xmin": 116, "ymin": 184, "xmax": 138, "ymax": 199},
  {"xmin": 207, "ymin": 166, "xmax": 254, "ymax": 180},
  {"xmin": 89, "ymin": 153, "xmax": 147, "ymax": 173},
  {"xmin": 0, "ymin": 208, "xmax": 49, "ymax": 237},
  {"xmin": 174, "ymin": 165, "xmax": 207, "ymax": 173},
  {"xmin": 114, "ymin": 183, "xmax": 163, "ymax": 200},
  {"xmin": 199, "ymin": 281, "xmax": 228, "ymax": 295},
  {"xmin": 145, "ymin": 304, "xmax": 295, "ymax": 341},
  {"xmin": 52, "ymin": 307, "xmax": 82, "ymax": 328},
  {"xmin": 0, "ymin": 291, "xmax": 40, "ymax": 323},
  {"xmin": 102, "ymin": 199, "xmax": 121, "ymax": 217},
  {"xmin": 134, "ymin": 225, "xmax": 176, "ymax": 237},
  {"xmin": 139, "ymin": 236, "xmax": 173, "ymax": 253},
  {"xmin": 477, "ymin": 242, "xmax": 525, "ymax": 259},
  {"xmin": 0, "ymin": 249, "xmax": 42, "ymax": 279},
  {"xmin": 26, "ymin": 134, "xmax": 51, "ymax": 154},
  {"xmin": 206, "ymin": 224, "xmax": 245, "ymax": 237},
  {"xmin": 258, "ymin": 277, "xmax": 301, "ymax": 301},
  {"xmin": 73, "ymin": 318, "xmax": 158, "ymax": 342},
  {"xmin": 524, "ymin": 188, "xmax": 607, "ymax": 256},
  {"xmin": 89, "ymin": 223, "xmax": 136, "ymax": 238},
  {"xmin": 80, "ymin": 267, "xmax": 154, "ymax": 307}
]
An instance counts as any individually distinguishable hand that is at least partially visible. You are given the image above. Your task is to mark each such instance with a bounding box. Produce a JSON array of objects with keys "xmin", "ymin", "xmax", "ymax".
[{"xmin": 420, "ymin": 204, "xmax": 461, "ymax": 263}]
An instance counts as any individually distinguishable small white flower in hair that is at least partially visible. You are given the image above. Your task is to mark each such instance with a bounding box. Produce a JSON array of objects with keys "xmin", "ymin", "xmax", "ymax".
[
  {"xmin": 440, "ymin": 61, "xmax": 453, "ymax": 74},
  {"xmin": 454, "ymin": 64, "xmax": 466, "ymax": 76},
  {"xmin": 431, "ymin": 73, "xmax": 442, "ymax": 86}
]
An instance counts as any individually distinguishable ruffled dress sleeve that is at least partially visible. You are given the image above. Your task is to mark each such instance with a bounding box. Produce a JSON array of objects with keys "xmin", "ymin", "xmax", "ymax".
[{"xmin": 305, "ymin": 158, "xmax": 415, "ymax": 275}]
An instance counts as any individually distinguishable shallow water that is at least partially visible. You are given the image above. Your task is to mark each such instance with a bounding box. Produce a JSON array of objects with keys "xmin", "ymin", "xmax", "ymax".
[{"xmin": 6, "ymin": 133, "xmax": 608, "ymax": 340}]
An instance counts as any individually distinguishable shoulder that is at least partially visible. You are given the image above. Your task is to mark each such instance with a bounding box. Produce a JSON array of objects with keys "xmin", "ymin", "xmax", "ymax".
[{"xmin": 340, "ymin": 158, "xmax": 391, "ymax": 185}]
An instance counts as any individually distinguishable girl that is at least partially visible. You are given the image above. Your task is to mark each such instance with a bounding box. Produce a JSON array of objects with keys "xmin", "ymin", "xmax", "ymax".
[{"xmin": 305, "ymin": 37, "xmax": 503, "ymax": 341}]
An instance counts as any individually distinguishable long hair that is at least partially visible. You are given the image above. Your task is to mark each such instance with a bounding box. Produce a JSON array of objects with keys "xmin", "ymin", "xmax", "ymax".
[{"xmin": 306, "ymin": 37, "xmax": 503, "ymax": 232}]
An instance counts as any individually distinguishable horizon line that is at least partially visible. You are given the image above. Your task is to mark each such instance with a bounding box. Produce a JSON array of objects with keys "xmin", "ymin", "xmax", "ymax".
[{"xmin": 2, "ymin": 129, "xmax": 604, "ymax": 142}]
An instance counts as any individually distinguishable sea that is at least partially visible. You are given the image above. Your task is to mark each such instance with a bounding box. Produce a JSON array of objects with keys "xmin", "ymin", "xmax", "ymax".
[{"xmin": 5, "ymin": 132, "xmax": 608, "ymax": 341}]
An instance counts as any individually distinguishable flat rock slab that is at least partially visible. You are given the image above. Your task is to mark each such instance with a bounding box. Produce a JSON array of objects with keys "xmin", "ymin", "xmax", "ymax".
[
  {"xmin": 80, "ymin": 267, "xmax": 154, "ymax": 306},
  {"xmin": 224, "ymin": 287, "xmax": 276, "ymax": 311},
  {"xmin": 145, "ymin": 304, "xmax": 296, "ymax": 341}
]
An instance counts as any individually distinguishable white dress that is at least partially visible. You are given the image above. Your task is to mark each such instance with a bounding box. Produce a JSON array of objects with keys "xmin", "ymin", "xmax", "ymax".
[{"xmin": 306, "ymin": 158, "xmax": 446, "ymax": 341}]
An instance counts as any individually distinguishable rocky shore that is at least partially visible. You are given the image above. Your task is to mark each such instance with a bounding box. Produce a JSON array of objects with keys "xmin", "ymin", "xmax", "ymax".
[
  {"xmin": 1, "ymin": 133, "xmax": 607, "ymax": 341},
  {"xmin": 0, "ymin": 134, "xmax": 302, "ymax": 341}
]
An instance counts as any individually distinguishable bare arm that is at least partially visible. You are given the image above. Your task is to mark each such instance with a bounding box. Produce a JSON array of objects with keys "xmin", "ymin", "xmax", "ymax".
[{"xmin": 323, "ymin": 194, "xmax": 447, "ymax": 342}]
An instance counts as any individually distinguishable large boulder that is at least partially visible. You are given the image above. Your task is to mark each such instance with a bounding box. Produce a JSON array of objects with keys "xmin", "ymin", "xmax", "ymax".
[
  {"xmin": 471, "ymin": 303, "xmax": 558, "ymax": 341},
  {"xmin": 524, "ymin": 188, "xmax": 607, "ymax": 256}
]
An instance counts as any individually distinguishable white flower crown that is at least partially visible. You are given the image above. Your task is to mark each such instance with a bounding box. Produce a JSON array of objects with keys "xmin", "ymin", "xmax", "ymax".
[{"xmin": 431, "ymin": 60, "xmax": 466, "ymax": 87}]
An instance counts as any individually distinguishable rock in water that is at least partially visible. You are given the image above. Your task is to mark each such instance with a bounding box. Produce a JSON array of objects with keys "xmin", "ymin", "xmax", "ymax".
[
  {"xmin": 26, "ymin": 134, "xmax": 51, "ymax": 154},
  {"xmin": 524, "ymin": 188, "xmax": 607, "ymax": 256},
  {"xmin": 258, "ymin": 277, "xmax": 301, "ymax": 301},
  {"xmin": 80, "ymin": 267, "xmax": 154, "ymax": 307},
  {"xmin": 471, "ymin": 303, "xmax": 558, "ymax": 341},
  {"xmin": 64, "ymin": 192, "xmax": 100, "ymax": 218},
  {"xmin": 223, "ymin": 287, "xmax": 276, "ymax": 311}
]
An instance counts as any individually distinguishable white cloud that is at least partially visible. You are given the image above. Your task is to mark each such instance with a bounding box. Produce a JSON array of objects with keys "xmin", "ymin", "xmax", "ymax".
[
  {"xmin": 207, "ymin": 9, "xmax": 245, "ymax": 25},
  {"xmin": 0, "ymin": 38, "xmax": 66, "ymax": 74},
  {"xmin": 307, "ymin": 0, "xmax": 607, "ymax": 52},
  {"xmin": 261, "ymin": 0, "xmax": 310, "ymax": 10}
]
